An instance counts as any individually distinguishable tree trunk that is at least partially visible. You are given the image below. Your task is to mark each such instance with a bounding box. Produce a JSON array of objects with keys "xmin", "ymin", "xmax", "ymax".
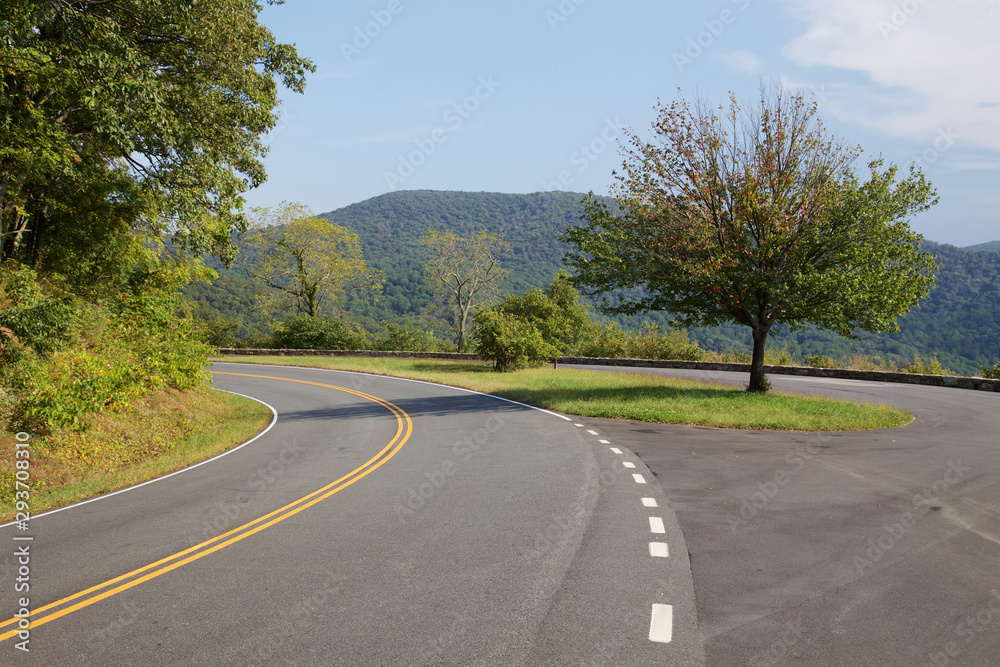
[
  {"xmin": 457, "ymin": 310, "xmax": 467, "ymax": 353},
  {"xmin": 748, "ymin": 326, "xmax": 770, "ymax": 393}
]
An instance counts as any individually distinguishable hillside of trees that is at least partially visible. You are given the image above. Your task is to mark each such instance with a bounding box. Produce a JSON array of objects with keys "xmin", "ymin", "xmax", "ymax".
[{"xmin": 183, "ymin": 190, "xmax": 1000, "ymax": 375}]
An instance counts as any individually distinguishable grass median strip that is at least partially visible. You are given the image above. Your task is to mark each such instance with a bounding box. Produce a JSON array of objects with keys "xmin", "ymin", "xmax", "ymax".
[{"xmin": 216, "ymin": 356, "xmax": 912, "ymax": 431}]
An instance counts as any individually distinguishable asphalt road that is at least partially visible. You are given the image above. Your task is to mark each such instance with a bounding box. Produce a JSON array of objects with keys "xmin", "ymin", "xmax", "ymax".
[
  {"xmin": 1, "ymin": 362, "xmax": 702, "ymax": 665},
  {"xmin": 562, "ymin": 364, "xmax": 1000, "ymax": 667}
]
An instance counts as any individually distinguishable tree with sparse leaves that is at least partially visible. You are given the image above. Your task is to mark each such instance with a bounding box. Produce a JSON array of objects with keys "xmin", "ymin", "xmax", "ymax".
[
  {"xmin": 242, "ymin": 203, "xmax": 381, "ymax": 318},
  {"xmin": 564, "ymin": 84, "xmax": 939, "ymax": 392},
  {"xmin": 422, "ymin": 230, "xmax": 506, "ymax": 352}
]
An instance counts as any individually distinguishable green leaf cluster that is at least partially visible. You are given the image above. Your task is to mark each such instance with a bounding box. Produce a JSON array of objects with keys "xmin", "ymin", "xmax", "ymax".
[{"xmin": 1, "ymin": 0, "xmax": 313, "ymax": 270}]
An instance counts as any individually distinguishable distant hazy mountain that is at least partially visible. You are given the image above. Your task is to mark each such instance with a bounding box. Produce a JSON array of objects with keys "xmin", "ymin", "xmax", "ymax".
[
  {"xmin": 964, "ymin": 240, "xmax": 1000, "ymax": 252},
  {"xmin": 185, "ymin": 190, "xmax": 999, "ymax": 374}
]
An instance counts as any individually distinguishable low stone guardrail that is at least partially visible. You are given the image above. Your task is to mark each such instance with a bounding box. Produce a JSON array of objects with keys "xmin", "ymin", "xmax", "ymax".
[{"xmin": 215, "ymin": 349, "xmax": 999, "ymax": 392}]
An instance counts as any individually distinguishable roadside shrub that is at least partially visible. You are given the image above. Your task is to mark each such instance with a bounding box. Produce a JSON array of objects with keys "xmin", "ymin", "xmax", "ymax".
[
  {"xmin": 805, "ymin": 355, "xmax": 837, "ymax": 369},
  {"xmin": 978, "ymin": 361, "xmax": 1000, "ymax": 379},
  {"xmin": 268, "ymin": 314, "xmax": 370, "ymax": 350},
  {"xmin": 473, "ymin": 309, "xmax": 557, "ymax": 372},
  {"xmin": 763, "ymin": 344, "xmax": 795, "ymax": 366},
  {"xmin": 373, "ymin": 321, "xmax": 446, "ymax": 352},
  {"xmin": 629, "ymin": 323, "xmax": 705, "ymax": 361},
  {"xmin": 900, "ymin": 354, "xmax": 950, "ymax": 375},
  {"xmin": 578, "ymin": 322, "xmax": 630, "ymax": 358}
]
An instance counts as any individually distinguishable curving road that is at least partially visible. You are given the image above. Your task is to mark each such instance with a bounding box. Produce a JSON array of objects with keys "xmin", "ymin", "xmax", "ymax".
[
  {"xmin": 2, "ymin": 362, "xmax": 702, "ymax": 665},
  {"xmin": 3, "ymin": 361, "xmax": 996, "ymax": 665}
]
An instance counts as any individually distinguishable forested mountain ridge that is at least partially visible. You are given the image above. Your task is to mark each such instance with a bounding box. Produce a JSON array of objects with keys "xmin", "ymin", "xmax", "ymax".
[{"xmin": 184, "ymin": 190, "xmax": 999, "ymax": 375}]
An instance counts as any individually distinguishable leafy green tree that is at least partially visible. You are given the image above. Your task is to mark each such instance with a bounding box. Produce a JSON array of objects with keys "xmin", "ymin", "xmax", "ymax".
[
  {"xmin": 1, "ymin": 0, "xmax": 313, "ymax": 270},
  {"xmin": 564, "ymin": 84, "xmax": 939, "ymax": 391},
  {"xmin": 422, "ymin": 229, "xmax": 507, "ymax": 352},
  {"xmin": 473, "ymin": 309, "xmax": 557, "ymax": 372},
  {"xmin": 242, "ymin": 203, "xmax": 382, "ymax": 318}
]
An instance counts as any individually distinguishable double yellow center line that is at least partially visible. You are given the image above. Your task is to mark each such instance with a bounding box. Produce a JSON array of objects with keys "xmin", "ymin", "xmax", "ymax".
[{"xmin": 1, "ymin": 372, "xmax": 412, "ymax": 642}]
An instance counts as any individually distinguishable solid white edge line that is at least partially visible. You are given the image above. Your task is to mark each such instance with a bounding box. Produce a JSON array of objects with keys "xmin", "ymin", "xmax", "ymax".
[
  {"xmin": 649, "ymin": 604, "xmax": 673, "ymax": 643},
  {"xmin": 641, "ymin": 497, "xmax": 658, "ymax": 507},
  {"xmin": 212, "ymin": 361, "xmax": 575, "ymax": 421},
  {"xmin": 649, "ymin": 542, "xmax": 669, "ymax": 558},
  {"xmin": 0, "ymin": 389, "xmax": 279, "ymax": 528},
  {"xmin": 649, "ymin": 517, "xmax": 666, "ymax": 533},
  {"xmin": 632, "ymin": 474, "xmax": 646, "ymax": 484}
]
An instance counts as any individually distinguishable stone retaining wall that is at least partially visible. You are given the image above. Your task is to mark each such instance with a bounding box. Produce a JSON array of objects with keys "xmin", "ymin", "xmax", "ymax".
[{"xmin": 215, "ymin": 349, "xmax": 1000, "ymax": 392}]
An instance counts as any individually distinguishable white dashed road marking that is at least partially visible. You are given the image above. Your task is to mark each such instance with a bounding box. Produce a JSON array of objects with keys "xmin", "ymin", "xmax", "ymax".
[
  {"xmin": 632, "ymin": 474, "xmax": 646, "ymax": 484},
  {"xmin": 641, "ymin": 497, "xmax": 657, "ymax": 507},
  {"xmin": 649, "ymin": 542, "xmax": 669, "ymax": 558},
  {"xmin": 587, "ymin": 429, "xmax": 599, "ymax": 435},
  {"xmin": 610, "ymin": 447, "xmax": 622, "ymax": 454},
  {"xmin": 599, "ymin": 439, "xmax": 610, "ymax": 444},
  {"xmin": 649, "ymin": 517, "xmax": 665, "ymax": 534},
  {"xmin": 622, "ymin": 461, "xmax": 636, "ymax": 468},
  {"xmin": 649, "ymin": 604, "xmax": 673, "ymax": 643}
]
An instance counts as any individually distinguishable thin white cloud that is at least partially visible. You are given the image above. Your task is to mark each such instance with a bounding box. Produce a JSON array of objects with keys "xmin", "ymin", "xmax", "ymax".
[
  {"xmin": 721, "ymin": 50, "xmax": 762, "ymax": 74},
  {"xmin": 780, "ymin": 0, "xmax": 1000, "ymax": 151}
]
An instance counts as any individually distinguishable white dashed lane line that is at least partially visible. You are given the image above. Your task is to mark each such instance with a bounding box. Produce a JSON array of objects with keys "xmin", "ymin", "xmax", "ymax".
[
  {"xmin": 649, "ymin": 604, "xmax": 674, "ymax": 643},
  {"xmin": 649, "ymin": 542, "xmax": 669, "ymax": 558},
  {"xmin": 587, "ymin": 427, "xmax": 674, "ymax": 646}
]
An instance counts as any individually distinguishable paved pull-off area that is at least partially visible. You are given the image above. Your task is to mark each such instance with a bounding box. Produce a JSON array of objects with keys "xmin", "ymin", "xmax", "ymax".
[
  {"xmin": 565, "ymin": 365, "xmax": 1000, "ymax": 667},
  {"xmin": 1, "ymin": 363, "xmax": 702, "ymax": 665}
]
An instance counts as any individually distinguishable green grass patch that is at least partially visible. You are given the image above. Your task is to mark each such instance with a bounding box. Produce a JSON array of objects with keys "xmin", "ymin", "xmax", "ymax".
[
  {"xmin": 1, "ymin": 384, "xmax": 271, "ymax": 521},
  {"xmin": 218, "ymin": 356, "xmax": 912, "ymax": 431}
]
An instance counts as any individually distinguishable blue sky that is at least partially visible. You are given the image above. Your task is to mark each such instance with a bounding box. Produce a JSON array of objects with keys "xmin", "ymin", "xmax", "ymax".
[{"xmin": 250, "ymin": 0, "xmax": 1000, "ymax": 246}]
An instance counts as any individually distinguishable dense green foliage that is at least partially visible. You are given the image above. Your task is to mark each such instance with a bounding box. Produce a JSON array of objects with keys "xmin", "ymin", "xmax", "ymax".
[
  {"xmin": 472, "ymin": 272, "xmax": 590, "ymax": 370},
  {"xmin": 0, "ymin": 1, "xmax": 311, "ymax": 432},
  {"xmin": 473, "ymin": 309, "xmax": 556, "ymax": 372},
  {"xmin": 1, "ymin": 265, "xmax": 210, "ymax": 431},
  {"xmin": 184, "ymin": 190, "xmax": 998, "ymax": 376},
  {"xmin": 267, "ymin": 314, "xmax": 370, "ymax": 351}
]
